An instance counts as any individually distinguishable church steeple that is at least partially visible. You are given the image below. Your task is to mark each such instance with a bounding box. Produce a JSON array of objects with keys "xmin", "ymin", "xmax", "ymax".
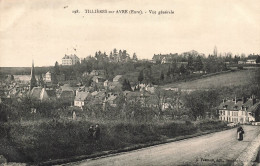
[{"xmin": 30, "ymin": 60, "xmax": 37, "ymax": 90}]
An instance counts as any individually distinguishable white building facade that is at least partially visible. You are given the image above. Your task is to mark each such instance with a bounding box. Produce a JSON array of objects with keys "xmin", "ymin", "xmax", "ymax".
[
  {"xmin": 62, "ymin": 54, "xmax": 80, "ymax": 66},
  {"xmin": 218, "ymin": 98, "xmax": 257, "ymax": 124}
]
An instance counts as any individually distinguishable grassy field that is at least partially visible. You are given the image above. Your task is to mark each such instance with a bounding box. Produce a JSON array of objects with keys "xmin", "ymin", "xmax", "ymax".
[{"xmin": 162, "ymin": 69, "xmax": 256, "ymax": 90}]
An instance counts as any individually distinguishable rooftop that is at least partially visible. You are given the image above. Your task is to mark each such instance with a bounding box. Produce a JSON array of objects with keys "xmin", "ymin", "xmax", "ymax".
[
  {"xmin": 62, "ymin": 54, "xmax": 79, "ymax": 59},
  {"xmin": 75, "ymin": 92, "xmax": 89, "ymax": 101},
  {"xmin": 218, "ymin": 98, "xmax": 259, "ymax": 111}
]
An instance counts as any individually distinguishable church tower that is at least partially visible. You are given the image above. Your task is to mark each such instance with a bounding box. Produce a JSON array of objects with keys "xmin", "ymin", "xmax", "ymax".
[{"xmin": 30, "ymin": 60, "xmax": 37, "ymax": 90}]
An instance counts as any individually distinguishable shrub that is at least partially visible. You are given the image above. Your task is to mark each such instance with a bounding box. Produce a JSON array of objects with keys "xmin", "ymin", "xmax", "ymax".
[{"xmin": 4, "ymin": 119, "xmax": 225, "ymax": 163}]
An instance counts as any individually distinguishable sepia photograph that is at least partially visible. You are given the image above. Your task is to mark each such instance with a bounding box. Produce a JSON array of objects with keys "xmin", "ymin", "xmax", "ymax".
[{"xmin": 0, "ymin": 0, "xmax": 260, "ymax": 165}]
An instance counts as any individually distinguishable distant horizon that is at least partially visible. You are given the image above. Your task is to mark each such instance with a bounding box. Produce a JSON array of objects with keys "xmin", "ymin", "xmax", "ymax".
[{"xmin": 0, "ymin": 50, "xmax": 259, "ymax": 68}]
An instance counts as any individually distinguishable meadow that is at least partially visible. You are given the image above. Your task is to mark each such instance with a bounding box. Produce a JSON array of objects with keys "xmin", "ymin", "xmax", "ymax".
[{"xmin": 162, "ymin": 69, "xmax": 257, "ymax": 90}]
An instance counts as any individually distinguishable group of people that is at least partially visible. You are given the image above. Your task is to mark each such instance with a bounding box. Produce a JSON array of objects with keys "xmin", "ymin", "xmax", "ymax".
[{"xmin": 88, "ymin": 124, "xmax": 101, "ymax": 141}]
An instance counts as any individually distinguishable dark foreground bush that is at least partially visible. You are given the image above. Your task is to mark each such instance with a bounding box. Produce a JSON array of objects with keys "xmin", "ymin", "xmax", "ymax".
[
  {"xmin": 3, "ymin": 119, "xmax": 225, "ymax": 163},
  {"xmin": 198, "ymin": 120, "xmax": 227, "ymax": 131}
]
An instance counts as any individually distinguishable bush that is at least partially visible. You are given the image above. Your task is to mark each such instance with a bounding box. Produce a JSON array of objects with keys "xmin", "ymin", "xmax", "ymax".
[
  {"xmin": 198, "ymin": 120, "xmax": 227, "ymax": 131},
  {"xmin": 4, "ymin": 119, "xmax": 225, "ymax": 163}
]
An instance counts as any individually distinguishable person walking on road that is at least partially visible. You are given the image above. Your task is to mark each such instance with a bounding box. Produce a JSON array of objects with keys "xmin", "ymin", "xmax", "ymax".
[{"xmin": 237, "ymin": 126, "xmax": 245, "ymax": 141}]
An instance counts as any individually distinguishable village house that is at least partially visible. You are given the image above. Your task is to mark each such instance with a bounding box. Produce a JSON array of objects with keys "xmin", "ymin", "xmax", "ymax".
[
  {"xmin": 103, "ymin": 75, "xmax": 123, "ymax": 91},
  {"xmin": 58, "ymin": 90, "xmax": 75, "ymax": 105},
  {"xmin": 124, "ymin": 91, "xmax": 153, "ymax": 107},
  {"xmin": 92, "ymin": 76, "xmax": 106, "ymax": 83},
  {"xmin": 89, "ymin": 70, "xmax": 105, "ymax": 76},
  {"xmin": 133, "ymin": 83, "xmax": 156, "ymax": 94},
  {"xmin": 44, "ymin": 71, "xmax": 65, "ymax": 83},
  {"xmin": 107, "ymin": 82, "xmax": 122, "ymax": 91},
  {"xmin": 60, "ymin": 84, "xmax": 78, "ymax": 92},
  {"xmin": 246, "ymin": 59, "xmax": 257, "ymax": 64},
  {"xmin": 218, "ymin": 97, "xmax": 259, "ymax": 124},
  {"xmin": 76, "ymin": 86, "xmax": 88, "ymax": 94},
  {"xmin": 103, "ymin": 94, "xmax": 118, "ymax": 108},
  {"xmin": 238, "ymin": 61, "xmax": 246, "ymax": 64},
  {"xmin": 164, "ymin": 87, "xmax": 179, "ymax": 92},
  {"xmin": 248, "ymin": 101, "xmax": 260, "ymax": 122},
  {"xmin": 152, "ymin": 53, "xmax": 178, "ymax": 63},
  {"xmin": 91, "ymin": 91, "xmax": 106, "ymax": 103},
  {"xmin": 30, "ymin": 87, "xmax": 56, "ymax": 101},
  {"xmin": 74, "ymin": 91, "xmax": 89, "ymax": 107},
  {"xmin": 45, "ymin": 71, "xmax": 52, "ymax": 82},
  {"xmin": 104, "ymin": 80, "xmax": 109, "ymax": 87},
  {"xmin": 113, "ymin": 75, "xmax": 122, "ymax": 82},
  {"xmin": 161, "ymin": 57, "xmax": 167, "ymax": 64}
]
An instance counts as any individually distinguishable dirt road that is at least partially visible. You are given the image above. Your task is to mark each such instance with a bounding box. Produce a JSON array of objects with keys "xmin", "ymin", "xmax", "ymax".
[{"xmin": 66, "ymin": 125, "xmax": 260, "ymax": 166}]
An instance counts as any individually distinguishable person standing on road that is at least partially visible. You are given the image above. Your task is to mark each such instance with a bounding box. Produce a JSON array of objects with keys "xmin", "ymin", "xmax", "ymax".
[{"xmin": 237, "ymin": 126, "xmax": 245, "ymax": 141}]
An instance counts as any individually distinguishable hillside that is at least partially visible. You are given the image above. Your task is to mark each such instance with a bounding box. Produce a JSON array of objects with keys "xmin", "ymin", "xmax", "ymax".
[{"xmin": 161, "ymin": 69, "xmax": 257, "ymax": 90}]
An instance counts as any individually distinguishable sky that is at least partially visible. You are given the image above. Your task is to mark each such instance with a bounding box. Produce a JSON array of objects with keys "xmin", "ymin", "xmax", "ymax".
[{"xmin": 0, "ymin": 0, "xmax": 260, "ymax": 67}]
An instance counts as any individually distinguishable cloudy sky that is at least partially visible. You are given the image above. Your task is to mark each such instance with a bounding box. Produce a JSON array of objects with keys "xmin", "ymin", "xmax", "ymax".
[{"xmin": 0, "ymin": 0, "xmax": 259, "ymax": 67}]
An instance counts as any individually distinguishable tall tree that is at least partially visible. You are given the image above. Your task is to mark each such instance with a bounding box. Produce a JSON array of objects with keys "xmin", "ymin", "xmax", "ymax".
[
  {"xmin": 184, "ymin": 91, "xmax": 206, "ymax": 120},
  {"xmin": 54, "ymin": 61, "xmax": 60, "ymax": 75},
  {"xmin": 166, "ymin": 66, "xmax": 171, "ymax": 77},
  {"xmin": 179, "ymin": 64, "xmax": 186, "ymax": 75},
  {"xmin": 170, "ymin": 62, "xmax": 178, "ymax": 77},
  {"xmin": 122, "ymin": 50, "xmax": 127, "ymax": 59},
  {"xmin": 160, "ymin": 71, "xmax": 165, "ymax": 81},
  {"xmin": 213, "ymin": 46, "xmax": 218, "ymax": 56},
  {"xmin": 187, "ymin": 55, "xmax": 194, "ymax": 71},
  {"xmin": 138, "ymin": 70, "xmax": 144, "ymax": 83},
  {"xmin": 38, "ymin": 74, "xmax": 45, "ymax": 87},
  {"xmin": 122, "ymin": 79, "xmax": 132, "ymax": 91},
  {"xmin": 51, "ymin": 73, "xmax": 58, "ymax": 84},
  {"xmin": 109, "ymin": 51, "xmax": 113, "ymax": 60},
  {"xmin": 132, "ymin": 53, "xmax": 138, "ymax": 61},
  {"xmin": 194, "ymin": 56, "xmax": 203, "ymax": 71},
  {"xmin": 256, "ymin": 56, "xmax": 260, "ymax": 63},
  {"xmin": 113, "ymin": 48, "xmax": 118, "ymax": 55}
]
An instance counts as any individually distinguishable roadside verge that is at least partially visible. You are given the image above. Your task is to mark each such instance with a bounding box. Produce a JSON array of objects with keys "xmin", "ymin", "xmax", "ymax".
[
  {"xmin": 36, "ymin": 127, "xmax": 233, "ymax": 166},
  {"xmin": 233, "ymin": 133, "xmax": 260, "ymax": 166}
]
